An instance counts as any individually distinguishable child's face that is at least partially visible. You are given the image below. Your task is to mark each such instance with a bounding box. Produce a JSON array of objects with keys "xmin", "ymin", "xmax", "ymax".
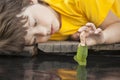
[{"xmin": 18, "ymin": 4, "xmax": 60, "ymax": 45}]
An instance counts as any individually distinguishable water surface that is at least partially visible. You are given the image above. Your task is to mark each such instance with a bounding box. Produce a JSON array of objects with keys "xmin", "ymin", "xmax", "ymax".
[{"xmin": 0, "ymin": 50, "xmax": 120, "ymax": 80}]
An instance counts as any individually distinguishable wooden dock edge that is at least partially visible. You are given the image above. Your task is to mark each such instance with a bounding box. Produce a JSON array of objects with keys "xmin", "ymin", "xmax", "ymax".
[
  {"xmin": 0, "ymin": 41, "xmax": 119, "ymax": 56},
  {"xmin": 38, "ymin": 41, "xmax": 120, "ymax": 53},
  {"xmin": 0, "ymin": 44, "xmax": 38, "ymax": 56}
]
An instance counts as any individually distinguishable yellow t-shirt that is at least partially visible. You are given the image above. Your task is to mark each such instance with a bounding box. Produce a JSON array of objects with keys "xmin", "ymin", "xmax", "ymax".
[{"xmin": 44, "ymin": 0, "xmax": 120, "ymax": 40}]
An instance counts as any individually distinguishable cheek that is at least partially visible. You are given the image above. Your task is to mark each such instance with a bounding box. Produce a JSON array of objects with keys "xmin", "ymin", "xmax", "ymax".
[
  {"xmin": 34, "ymin": 26, "xmax": 50, "ymax": 35},
  {"xmin": 36, "ymin": 36, "xmax": 50, "ymax": 43},
  {"xmin": 36, "ymin": 17, "xmax": 53, "ymax": 26},
  {"xmin": 34, "ymin": 12, "xmax": 53, "ymax": 26}
]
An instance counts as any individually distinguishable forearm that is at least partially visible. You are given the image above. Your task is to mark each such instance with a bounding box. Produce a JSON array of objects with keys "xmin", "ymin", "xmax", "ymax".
[{"xmin": 103, "ymin": 22, "xmax": 120, "ymax": 44}]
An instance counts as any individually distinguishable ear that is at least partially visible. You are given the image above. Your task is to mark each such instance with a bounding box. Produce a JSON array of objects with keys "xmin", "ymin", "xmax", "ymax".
[{"xmin": 30, "ymin": 0, "xmax": 38, "ymax": 4}]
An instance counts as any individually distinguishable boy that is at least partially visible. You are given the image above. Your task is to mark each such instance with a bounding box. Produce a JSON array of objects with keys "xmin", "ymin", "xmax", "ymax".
[{"xmin": 0, "ymin": 0, "xmax": 120, "ymax": 54}]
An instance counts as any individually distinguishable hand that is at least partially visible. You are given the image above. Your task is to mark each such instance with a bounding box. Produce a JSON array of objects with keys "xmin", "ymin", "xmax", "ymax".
[
  {"xmin": 70, "ymin": 23, "xmax": 96, "ymax": 41},
  {"xmin": 79, "ymin": 23, "xmax": 105, "ymax": 46}
]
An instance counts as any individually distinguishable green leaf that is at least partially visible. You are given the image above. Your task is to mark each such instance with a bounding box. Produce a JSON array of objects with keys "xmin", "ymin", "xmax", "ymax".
[{"xmin": 74, "ymin": 45, "xmax": 88, "ymax": 66}]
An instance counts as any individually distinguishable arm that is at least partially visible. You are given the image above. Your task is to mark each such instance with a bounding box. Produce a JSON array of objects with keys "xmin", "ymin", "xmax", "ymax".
[
  {"xmin": 102, "ymin": 22, "xmax": 120, "ymax": 44},
  {"xmin": 99, "ymin": 11, "xmax": 120, "ymax": 44},
  {"xmin": 86, "ymin": 11, "xmax": 120, "ymax": 46},
  {"xmin": 74, "ymin": 11, "xmax": 120, "ymax": 46}
]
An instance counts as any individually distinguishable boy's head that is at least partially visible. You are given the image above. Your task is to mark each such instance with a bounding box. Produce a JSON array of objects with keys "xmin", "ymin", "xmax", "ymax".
[
  {"xmin": 17, "ymin": 0, "xmax": 60, "ymax": 45},
  {"xmin": 0, "ymin": 0, "xmax": 60, "ymax": 53}
]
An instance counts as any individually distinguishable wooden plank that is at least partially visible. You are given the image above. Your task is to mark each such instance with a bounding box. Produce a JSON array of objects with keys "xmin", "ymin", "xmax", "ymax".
[
  {"xmin": 0, "ymin": 44, "xmax": 38, "ymax": 56},
  {"xmin": 38, "ymin": 41, "xmax": 78, "ymax": 53},
  {"xmin": 0, "ymin": 41, "xmax": 119, "ymax": 56},
  {"xmin": 38, "ymin": 41, "xmax": 120, "ymax": 53},
  {"xmin": 89, "ymin": 44, "xmax": 120, "ymax": 51}
]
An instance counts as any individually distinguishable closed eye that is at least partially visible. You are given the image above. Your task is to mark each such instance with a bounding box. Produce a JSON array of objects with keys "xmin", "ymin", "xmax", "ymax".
[
  {"xmin": 34, "ymin": 33, "xmax": 45, "ymax": 37},
  {"xmin": 34, "ymin": 19, "xmax": 38, "ymax": 27}
]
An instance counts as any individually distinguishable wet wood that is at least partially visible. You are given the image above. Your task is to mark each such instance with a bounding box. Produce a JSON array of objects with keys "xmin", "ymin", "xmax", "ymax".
[
  {"xmin": 0, "ymin": 41, "xmax": 120, "ymax": 56},
  {"xmin": 0, "ymin": 44, "xmax": 38, "ymax": 56},
  {"xmin": 89, "ymin": 44, "xmax": 120, "ymax": 51},
  {"xmin": 38, "ymin": 41, "xmax": 78, "ymax": 53},
  {"xmin": 38, "ymin": 41, "xmax": 120, "ymax": 53}
]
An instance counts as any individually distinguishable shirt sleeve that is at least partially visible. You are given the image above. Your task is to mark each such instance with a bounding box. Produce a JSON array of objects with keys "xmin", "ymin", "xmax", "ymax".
[{"xmin": 77, "ymin": 0, "xmax": 115, "ymax": 27}]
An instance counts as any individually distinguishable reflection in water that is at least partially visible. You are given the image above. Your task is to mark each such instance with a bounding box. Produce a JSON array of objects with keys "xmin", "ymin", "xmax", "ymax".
[
  {"xmin": 0, "ymin": 50, "xmax": 119, "ymax": 80},
  {"xmin": 56, "ymin": 69, "xmax": 76, "ymax": 80},
  {"xmin": 87, "ymin": 68, "xmax": 120, "ymax": 80},
  {"xmin": 24, "ymin": 70, "xmax": 61, "ymax": 80},
  {"xmin": 0, "ymin": 54, "xmax": 76, "ymax": 80},
  {"xmin": 77, "ymin": 66, "xmax": 87, "ymax": 80},
  {"xmin": 56, "ymin": 66, "xmax": 87, "ymax": 80}
]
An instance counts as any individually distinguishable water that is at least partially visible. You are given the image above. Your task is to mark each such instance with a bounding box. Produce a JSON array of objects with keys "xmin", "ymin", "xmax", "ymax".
[{"xmin": 0, "ymin": 50, "xmax": 119, "ymax": 80}]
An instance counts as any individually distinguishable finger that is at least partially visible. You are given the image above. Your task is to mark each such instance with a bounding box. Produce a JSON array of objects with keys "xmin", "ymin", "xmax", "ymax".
[
  {"xmin": 78, "ymin": 26, "xmax": 88, "ymax": 33},
  {"xmin": 80, "ymin": 31, "xmax": 87, "ymax": 46},
  {"xmin": 85, "ymin": 22, "xmax": 96, "ymax": 31},
  {"xmin": 94, "ymin": 28, "xmax": 102, "ymax": 34}
]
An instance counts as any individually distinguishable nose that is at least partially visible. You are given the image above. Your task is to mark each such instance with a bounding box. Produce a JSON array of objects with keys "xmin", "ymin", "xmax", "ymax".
[{"xmin": 34, "ymin": 33, "xmax": 45, "ymax": 37}]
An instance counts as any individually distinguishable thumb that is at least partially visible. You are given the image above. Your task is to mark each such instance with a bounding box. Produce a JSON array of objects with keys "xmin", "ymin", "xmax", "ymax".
[{"xmin": 80, "ymin": 31, "xmax": 87, "ymax": 46}]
